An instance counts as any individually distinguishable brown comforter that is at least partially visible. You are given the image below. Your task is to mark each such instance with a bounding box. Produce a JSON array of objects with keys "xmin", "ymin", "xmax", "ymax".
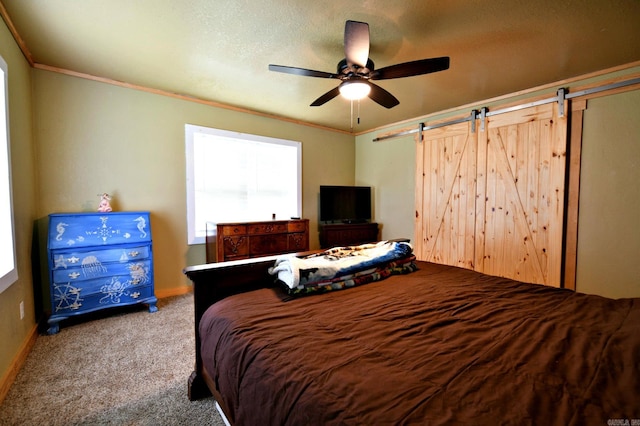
[{"xmin": 199, "ymin": 261, "xmax": 640, "ymax": 425}]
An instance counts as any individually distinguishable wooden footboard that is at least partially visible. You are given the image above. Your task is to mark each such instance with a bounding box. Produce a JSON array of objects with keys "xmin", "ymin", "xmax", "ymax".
[
  {"xmin": 183, "ymin": 255, "xmax": 277, "ymax": 400},
  {"xmin": 183, "ymin": 251, "xmax": 317, "ymax": 401}
]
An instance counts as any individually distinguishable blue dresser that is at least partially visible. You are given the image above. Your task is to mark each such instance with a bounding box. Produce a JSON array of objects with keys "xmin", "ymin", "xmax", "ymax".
[{"xmin": 46, "ymin": 211, "xmax": 158, "ymax": 334}]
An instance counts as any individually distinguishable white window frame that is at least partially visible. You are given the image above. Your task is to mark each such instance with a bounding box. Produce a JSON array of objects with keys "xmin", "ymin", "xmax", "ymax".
[
  {"xmin": 185, "ymin": 124, "xmax": 302, "ymax": 245},
  {"xmin": 0, "ymin": 54, "xmax": 18, "ymax": 293}
]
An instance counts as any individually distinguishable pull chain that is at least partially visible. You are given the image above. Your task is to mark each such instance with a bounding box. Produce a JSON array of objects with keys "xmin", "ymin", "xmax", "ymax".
[
  {"xmin": 350, "ymin": 99, "xmax": 354, "ymax": 131},
  {"xmin": 349, "ymin": 99, "xmax": 362, "ymax": 131}
]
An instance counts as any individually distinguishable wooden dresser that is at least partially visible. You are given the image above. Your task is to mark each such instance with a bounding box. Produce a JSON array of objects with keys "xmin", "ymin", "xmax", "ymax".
[
  {"xmin": 208, "ymin": 219, "xmax": 309, "ymax": 262},
  {"xmin": 46, "ymin": 212, "xmax": 157, "ymax": 334}
]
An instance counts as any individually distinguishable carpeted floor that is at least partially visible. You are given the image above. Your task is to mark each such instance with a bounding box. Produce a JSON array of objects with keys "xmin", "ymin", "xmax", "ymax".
[{"xmin": 0, "ymin": 293, "xmax": 225, "ymax": 426}]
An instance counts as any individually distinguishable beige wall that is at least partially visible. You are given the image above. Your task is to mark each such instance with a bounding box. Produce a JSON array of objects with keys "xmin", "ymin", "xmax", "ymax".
[
  {"xmin": 576, "ymin": 90, "xmax": 640, "ymax": 298},
  {"xmin": 32, "ymin": 70, "xmax": 355, "ymax": 295},
  {"xmin": 355, "ymin": 127, "xmax": 416, "ymax": 242},
  {"xmin": 356, "ymin": 68, "xmax": 640, "ymax": 299},
  {"xmin": 0, "ymin": 19, "xmax": 37, "ymax": 388}
]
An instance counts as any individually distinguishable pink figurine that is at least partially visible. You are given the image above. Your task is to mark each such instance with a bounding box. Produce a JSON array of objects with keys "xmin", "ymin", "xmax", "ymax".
[{"xmin": 97, "ymin": 193, "xmax": 113, "ymax": 212}]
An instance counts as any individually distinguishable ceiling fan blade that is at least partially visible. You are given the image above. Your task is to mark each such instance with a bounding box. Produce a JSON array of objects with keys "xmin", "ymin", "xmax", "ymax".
[
  {"xmin": 269, "ymin": 64, "xmax": 337, "ymax": 79},
  {"xmin": 310, "ymin": 86, "xmax": 341, "ymax": 106},
  {"xmin": 366, "ymin": 82, "xmax": 399, "ymax": 109},
  {"xmin": 371, "ymin": 57, "xmax": 450, "ymax": 80},
  {"xmin": 344, "ymin": 20, "xmax": 370, "ymax": 68}
]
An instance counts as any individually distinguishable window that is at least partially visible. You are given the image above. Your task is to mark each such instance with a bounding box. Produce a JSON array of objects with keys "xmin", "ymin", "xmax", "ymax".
[
  {"xmin": 0, "ymin": 54, "xmax": 18, "ymax": 293},
  {"xmin": 185, "ymin": 124, "xmax": 302, "ymax": 245}
]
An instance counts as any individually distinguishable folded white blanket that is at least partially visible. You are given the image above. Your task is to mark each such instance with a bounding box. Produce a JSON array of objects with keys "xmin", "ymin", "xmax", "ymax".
[{"xmin": 269, "ymin": 240, "xmax": 413, "ymax": 289}]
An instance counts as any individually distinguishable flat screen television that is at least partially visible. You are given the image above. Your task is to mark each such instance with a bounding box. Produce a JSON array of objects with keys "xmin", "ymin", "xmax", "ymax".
[{"xmin": 319, "ymin": 185, "xmax": 372, "ymax": 223}]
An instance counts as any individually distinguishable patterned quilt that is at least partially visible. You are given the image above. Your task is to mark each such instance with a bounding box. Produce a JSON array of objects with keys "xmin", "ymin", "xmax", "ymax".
[{"xmin": 268, "ymin": 240, "xmax": 414, "ymax": 289}]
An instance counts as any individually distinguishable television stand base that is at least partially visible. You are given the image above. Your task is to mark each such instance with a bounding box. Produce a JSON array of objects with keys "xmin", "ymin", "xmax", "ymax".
[{"xmin": 319, "ymin": 222, "xmax": 379, "ymax": 248}]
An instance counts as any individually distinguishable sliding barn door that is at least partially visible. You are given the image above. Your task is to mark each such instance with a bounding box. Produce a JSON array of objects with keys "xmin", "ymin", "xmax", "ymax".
[
  {"xmin": 414, "ymin": 121, "xmax": 477, "ymax": 269},
  {"xmin": 477, "ymin": 103, "xmax": 567, "ymax": 286},
  {"xmin": 415, "ymin": 101, "xmax": 568, "ymax": 287}
]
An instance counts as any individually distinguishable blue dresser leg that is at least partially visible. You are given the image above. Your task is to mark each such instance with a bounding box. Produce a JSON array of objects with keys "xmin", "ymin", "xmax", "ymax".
[
  {"xmin": 47, "ymin": 322, "xmax": 60, "ymax": 335},
  {"xmin": 148, "ymin": 303, "xmax": 158, "ymax": 313}
]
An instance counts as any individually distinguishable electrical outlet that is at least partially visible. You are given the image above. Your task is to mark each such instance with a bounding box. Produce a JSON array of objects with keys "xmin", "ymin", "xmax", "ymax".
[{"xmin": 19, "ymin": 301, "xmax": 24, "ymax": 320}]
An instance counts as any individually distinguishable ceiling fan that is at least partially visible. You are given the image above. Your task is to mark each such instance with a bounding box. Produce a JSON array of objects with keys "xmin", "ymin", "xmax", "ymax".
[{"xmin": 269, "ymin": 20, "xmax": 450, "ymax": 109}]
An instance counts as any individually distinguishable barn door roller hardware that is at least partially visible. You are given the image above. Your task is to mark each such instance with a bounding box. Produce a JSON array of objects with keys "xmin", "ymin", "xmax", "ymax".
[
  {"xmin": 374, "ymin": 76, "xmax": 640, "ymax": 142},
  {"xmin": 375, "ymin": 109, "xmax": 479, "ymax": 143}
]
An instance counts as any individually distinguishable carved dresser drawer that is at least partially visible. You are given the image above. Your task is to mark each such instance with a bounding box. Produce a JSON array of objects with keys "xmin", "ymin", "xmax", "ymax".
[
  {"xmin": 211, "ymin": 219, "xmax": 310, "ymax": 262},
  {"xmin": 248, "ymin": 223, "xmax": 288, "ymax": 234},
  {"xmin": 288, "ymin": 221, "xmax": 308, "ymax": 232}
]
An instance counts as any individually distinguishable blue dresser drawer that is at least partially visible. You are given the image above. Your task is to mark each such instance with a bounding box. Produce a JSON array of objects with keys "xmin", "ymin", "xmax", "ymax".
[
  {"xmin": 51, "ymin": 245, "xmax": 151, "ymax": 281},
  {"xmin": 46, "ymin": 211, "xmax": 157, "ymax": 334},
  {"xmin": 51, "ymin": 281, "xmax": 155, "ymax": 315},
  {"xmin": 52, "ymin": 244, "xmax": 151, "ymax": 267},
  {"xmin": 48, "ymin": 212, "xmax": 151, "ymax": 249},
  {"xmin": 52, "ymin": 258, "xmax": 152, "ymax": 284}
]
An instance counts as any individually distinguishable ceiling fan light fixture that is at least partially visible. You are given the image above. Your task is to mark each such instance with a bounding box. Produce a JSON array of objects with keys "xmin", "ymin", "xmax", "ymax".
[
  {"xmin": 339, "ymin": 80, "xmax": 371, "ymax": 100},
  {"xmin": 269, "ymin": 21, "xmax": 448, "ymax": 110}
]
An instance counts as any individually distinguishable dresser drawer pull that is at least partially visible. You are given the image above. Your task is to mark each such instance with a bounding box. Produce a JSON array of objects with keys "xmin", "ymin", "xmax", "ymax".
[
  {"xmin": 128, "ymin": 262, "xmax": 150, "ymax": 285},
  {"xmin": 128, "ymin": 251, "xmax": 140, "ymax": 257},
  {"xmin": 68, "ymin": 272, "xmax": 81, "ymax": 279}
]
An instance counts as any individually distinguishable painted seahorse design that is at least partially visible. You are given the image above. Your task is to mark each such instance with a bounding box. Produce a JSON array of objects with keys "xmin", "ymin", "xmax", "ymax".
[
  {"xmin": 55, "ymin": 222, "xmax": 69, "ymax": 241},
  {"xmin": 134, "ymin": 216, "xmax": 147, "ymax": 238}
]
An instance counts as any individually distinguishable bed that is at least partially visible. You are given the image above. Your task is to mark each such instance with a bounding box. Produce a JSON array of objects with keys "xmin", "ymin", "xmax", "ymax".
[{"xmin": 184, "ymin": 242, "xmax": 640, "ymax": 425}]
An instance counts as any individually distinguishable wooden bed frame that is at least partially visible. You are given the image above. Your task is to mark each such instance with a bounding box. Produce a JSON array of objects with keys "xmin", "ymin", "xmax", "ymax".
[
  {"xmin": 183, "ymin": 251, "xmax": 640, "ymax": 424},
  {"xmin": 184, "ymin": 252, "xmax": 317, "ymax": 402}
]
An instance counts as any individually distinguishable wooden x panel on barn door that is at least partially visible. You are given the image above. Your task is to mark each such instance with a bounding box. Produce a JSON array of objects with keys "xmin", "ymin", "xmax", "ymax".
[
  {"xmin": 477, "ymin": 103, "xmax": 567, "ymax": 287},
  {"xmin": 414, "ymin": 120, "xmax": 477, "ymax": 270}
]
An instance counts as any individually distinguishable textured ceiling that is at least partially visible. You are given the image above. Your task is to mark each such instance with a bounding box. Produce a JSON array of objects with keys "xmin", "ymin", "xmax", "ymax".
[{"xmin": 2, "ymin": 0, "xmax": 640, "ymax": 133}]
